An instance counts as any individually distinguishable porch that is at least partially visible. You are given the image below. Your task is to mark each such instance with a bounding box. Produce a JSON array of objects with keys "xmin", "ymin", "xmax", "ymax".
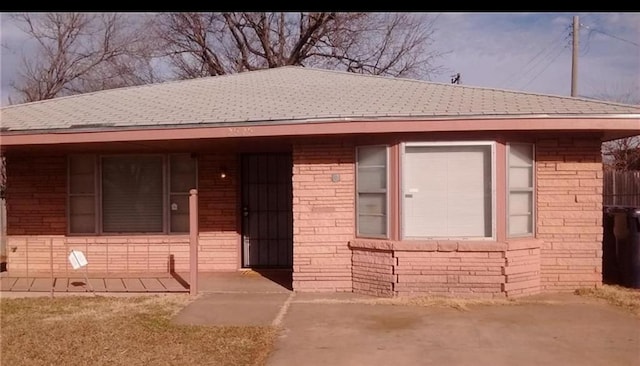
[{"xmin": 0, "ymin": 269, "xmax": 292, "ymax": 295}]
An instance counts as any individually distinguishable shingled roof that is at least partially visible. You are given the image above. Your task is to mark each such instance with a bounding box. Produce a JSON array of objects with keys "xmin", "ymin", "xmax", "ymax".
[{"xmin": 1, "ymin": 66, "xmax": 639, "ymax": 133}]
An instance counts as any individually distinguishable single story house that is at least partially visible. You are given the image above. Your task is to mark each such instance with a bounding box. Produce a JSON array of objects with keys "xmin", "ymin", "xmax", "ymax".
[{"xmin": 1, "ymin": 66, "xmax": 638, "ymax": 298}]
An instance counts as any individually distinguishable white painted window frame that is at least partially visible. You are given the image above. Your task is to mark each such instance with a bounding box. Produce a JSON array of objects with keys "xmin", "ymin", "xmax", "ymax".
[
  {"xmin": 400, "ymin": 141, "xmax": 497, "ymax": 241},
  {"xmin": 355, "ymin": 145, "xmax": 390, "ymax": 239},
  {"xmin": 506, "ymin": 143, "xmax": 536, "ymax": 238}
]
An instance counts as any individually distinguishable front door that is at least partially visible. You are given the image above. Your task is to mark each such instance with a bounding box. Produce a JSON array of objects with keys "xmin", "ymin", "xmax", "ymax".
[{"xmin": 241, "ymin": 153, "xmax": 293, "ymax": 268}]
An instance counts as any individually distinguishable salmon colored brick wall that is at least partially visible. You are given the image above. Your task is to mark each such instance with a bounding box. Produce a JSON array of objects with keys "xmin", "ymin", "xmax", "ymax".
[
  {"xmin": 352, "ymin": 248, "xmax": 395, "ymax": 296},
  {"xmin": 292, "ymin": 143, "xmax": 354, "ymax": 292},
  {"xmin": 350, "ymin": 239, "xmax": 541, "ymax": 298},
  {"xmin": 197, "ymin": 153, "xmax": 240, "ymax": 270},
  {"xmin": 4, "ymin": 153, "xmax": 240, "ymax": 274},
  {"xmin": 5, "ymin": 233, "xmax": 239, "ymax": 275},
  {"xmin": 394, "ymin": 247, "xmax": 505, "ymax": 298},
  {"xmin": 503, "ymin": 240, "xmax": 541, "ymax": 297},
  {"xmin": 536, "ymin": 138, "xmax": 603, "ymax": 291},
  {"xmin": 5, "ymin": 155, "xmax": 66, "ymax": 235},
  {"xmin": 5, "ymin": 235, "xmax": 190, "ymax": 276}
]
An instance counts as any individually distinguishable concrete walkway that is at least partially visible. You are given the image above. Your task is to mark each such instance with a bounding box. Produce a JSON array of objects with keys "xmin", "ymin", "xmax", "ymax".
[{"xmin": 172, "ymin": 270, "xmax": 293, "ymax": 326}]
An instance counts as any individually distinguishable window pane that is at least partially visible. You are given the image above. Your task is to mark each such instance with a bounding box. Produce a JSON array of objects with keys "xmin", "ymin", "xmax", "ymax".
[
  {"xmin": 403, "ymin": 145, "xmax": 492, "ymax": 238},
  {"xmin": 509, "ymin": 144, "xmax": 533, "ymax": 167},
  {"xmin": 69, "ymin": 196, "xmax": 95, "ymax": 233},
  {"xmin": 102, "ymin": 156, "xmax": 163, "ymax": 233},
  {"xmin": 358, "ymin": 193, "xmax": 386, "ymax": 215},
  {"xmin": 508, "ymin": 143, "xmax": 534, "ymax": 237},
  {"xmin": 170, "ymin": 154, "xmax": 197, "ymax": 193},
  {"xmin": 358, "ymin": 146, "xmax": 386, "ymax": 166},
  {"xmin": 509, "ymin": 192, "xmax": 532, "ymax": 215},
  {"xmin": 358, "ymin": 215, "xmax": 386, "ymax": 236},
  {"xmin": 71, "ymin": 195, "xmax": 95, "ymax": 215},
  {"xmin": 357, "ymin": 167, "xmax": 386, "ymax": 191},
  {"xmin": 509, "ymin": 167, "xmax": 532, "ymax": 188},
  {"xmin": 69, "ymin": 155, "xmax": 95, "ymax": 194},
  {"xmin": 509, "ymin": 215, "xmax": 532, "ymax": 236},
  {"xmin": 170, "ymin": 194, "xmax": 189, "ymax": 233},
  {"xmin": 356, "ymin": 146, "xmax": 388, "ymax": 237}
]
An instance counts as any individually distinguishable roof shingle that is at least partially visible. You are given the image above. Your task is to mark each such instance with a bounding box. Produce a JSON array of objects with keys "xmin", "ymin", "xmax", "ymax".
[{"xmin": 1, "ymin": 66, "xmax": 638, "ymax": 132}]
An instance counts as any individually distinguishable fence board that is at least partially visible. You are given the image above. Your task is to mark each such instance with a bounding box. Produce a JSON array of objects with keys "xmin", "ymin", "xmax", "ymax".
[{"xmin": 603, "ymin": 170, "xmax": 640, "ymax": 206}]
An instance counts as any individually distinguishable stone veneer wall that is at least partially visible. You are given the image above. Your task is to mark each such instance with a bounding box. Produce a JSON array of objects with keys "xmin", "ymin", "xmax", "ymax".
[
  {"xmin": 536, "ymin": 138, "xmax": 603, "ymax": 291},
  {"xmin": 350, "ymin": 239, "xmax": 541, "ymax": 298},
  {"xmin": 291, "ymin": 142, "xmax": 355, "ymax": 292}
]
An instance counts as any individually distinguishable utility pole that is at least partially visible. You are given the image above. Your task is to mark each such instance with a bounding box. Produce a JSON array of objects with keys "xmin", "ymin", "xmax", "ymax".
[{"xmin": 571, "ymin": 15, "xmax": 579, "ymax": 97}]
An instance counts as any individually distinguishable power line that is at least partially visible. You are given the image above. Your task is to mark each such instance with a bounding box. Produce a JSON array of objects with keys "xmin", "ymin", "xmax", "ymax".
[
  {"xmin": 581, "ymin": 26, "xmax": 595, "ymax": 56},
  {"xmin": 581, "ymin": 24, "xmax": 640, "ymax": 47},
  {"xmin": 499, "ymin": 25, "xmax": 571, "ymax": 90},
  {"xmin": 499, "ymin": 27, "xmax": 568, "ymax": 89},
  {"xmin": 514, "ymin": 35, "xmax": 570, "ymax": 90},
  {"xmin": 521, "ymin": 42, "xmax": 570, "ymax": 89}
]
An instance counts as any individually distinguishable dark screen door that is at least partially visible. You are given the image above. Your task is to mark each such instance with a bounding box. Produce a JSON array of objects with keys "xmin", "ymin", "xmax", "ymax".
[{"xmin": 241, "ymin": 154, "xmax": 293, "ymax": 268}]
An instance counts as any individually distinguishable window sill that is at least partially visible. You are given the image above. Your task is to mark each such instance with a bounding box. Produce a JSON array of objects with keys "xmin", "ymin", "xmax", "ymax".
[
  {"xmin": 350, "ymin": 238, "xmax": 506, "ymax": 252},
  {"xmin": 349, "ymin": 238, "xmax": 542, "ymax": 252},
  {"xmin": 66, "ymin": 233, "xmax": 191, "ymax": 237}
]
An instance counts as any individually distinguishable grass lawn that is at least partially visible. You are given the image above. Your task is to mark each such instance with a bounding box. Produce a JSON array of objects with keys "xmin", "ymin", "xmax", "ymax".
[
  {"xmin": 0, "ymin": 295, "xmax": 275, "ymax": 366},
  {"xmin": 575, "ymin": 284, "xmax": 640, "ymax": 317}
]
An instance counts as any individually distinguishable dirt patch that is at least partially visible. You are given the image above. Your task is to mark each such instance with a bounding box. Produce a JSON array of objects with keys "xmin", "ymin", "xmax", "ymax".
[{"xmin": 367, "ymin": 313, "xmax": 421, "ymax": 331}]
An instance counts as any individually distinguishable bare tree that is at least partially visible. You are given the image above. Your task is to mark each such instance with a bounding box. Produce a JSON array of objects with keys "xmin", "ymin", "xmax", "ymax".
[
  {"xmin": 153, "ymin": 12, "xmax": 444, "ymax": 80},
  {"xmin": 602, "ymin": 136, "xmax": 640, "ymax": 171},
  {"xmin": 9, "ymin": 12, "xmax": 160, "ymax": 103},
  {"xmin": 593, "ymin": 89, "xmax": 640, "ymax": 171}
]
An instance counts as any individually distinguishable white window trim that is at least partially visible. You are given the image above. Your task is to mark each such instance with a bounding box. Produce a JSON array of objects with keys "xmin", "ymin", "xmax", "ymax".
[
  {"xmin": 355, "ymin": 145, "xmax": 390, "ymax": 239},
  {"xmin": 506, "ymin": 143, "xmax": 536, "ymax": 238},
  {"xmin": 401, "ymin": 141, "xmax": 497, "ymax": 241}
]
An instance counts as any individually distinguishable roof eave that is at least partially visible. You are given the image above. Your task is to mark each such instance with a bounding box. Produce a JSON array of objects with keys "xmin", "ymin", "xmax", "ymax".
[
  {"xmin": 0, "ymin": 115, "xmax": 638, "ymax": 150},
  {"xmin": 2, "ymin": 113, "xmax": 639, "ymax": 135}
]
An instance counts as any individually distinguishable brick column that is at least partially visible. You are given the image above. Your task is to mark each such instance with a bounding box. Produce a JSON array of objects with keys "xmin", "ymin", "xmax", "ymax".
[
  {"xmin": 292, "ymin": 142, "xmax": 355, "ymax": 292},
  {"xmin": 536, "ymin": 138, "xmax": 603, "ymax": 291}
]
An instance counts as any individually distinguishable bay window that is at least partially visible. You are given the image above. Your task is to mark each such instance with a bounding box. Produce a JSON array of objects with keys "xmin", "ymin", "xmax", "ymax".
[{"xmin": 356, "ymin": 141, "xmax": 539, "ymax": 241}]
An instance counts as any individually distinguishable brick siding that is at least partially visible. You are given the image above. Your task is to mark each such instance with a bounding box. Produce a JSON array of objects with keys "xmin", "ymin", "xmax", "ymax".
[
  {"xmin": 292, "ymin": 142, "xmax": 355, "ymax": 292},
  {"xmin": 350, "ymin": 239, "xmax": 541, "ymax": 298},
  {"xmin": 6, "ymin": 155, "xmax": 66, "ymax": 235},
  {"xmin": 536, "ymin": 138, "xmax": 603, "ymax": 291},
  {"xmin": 4, "ymin": 153, "xmax": 240, "ymax": 274}
]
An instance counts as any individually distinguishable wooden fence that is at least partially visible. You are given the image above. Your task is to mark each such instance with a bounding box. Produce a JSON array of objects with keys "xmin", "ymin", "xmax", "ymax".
[{"xmin": 603, "ymin": 170, "xmax": 640, "ymax": 206}]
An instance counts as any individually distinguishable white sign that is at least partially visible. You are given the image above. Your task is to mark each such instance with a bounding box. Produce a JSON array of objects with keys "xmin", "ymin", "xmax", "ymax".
[{"xmin": 68, "ymin": 250, "xmax": 88, "ymax": 270}]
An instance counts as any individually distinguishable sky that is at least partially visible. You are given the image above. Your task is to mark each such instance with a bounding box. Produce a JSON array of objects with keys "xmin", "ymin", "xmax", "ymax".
[{"xmin": 0, "ymin": 12, "xmax": 639, "ymax": 107}]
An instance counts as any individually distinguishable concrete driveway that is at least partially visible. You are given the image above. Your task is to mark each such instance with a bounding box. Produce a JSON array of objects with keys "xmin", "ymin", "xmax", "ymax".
[
  {"xmin": 267, "ymin": 293, "xmax": 640, "ymax": 366},
  {"xmin": 170, "ymin": 272, "xmax": 639, "ymax": 366}
]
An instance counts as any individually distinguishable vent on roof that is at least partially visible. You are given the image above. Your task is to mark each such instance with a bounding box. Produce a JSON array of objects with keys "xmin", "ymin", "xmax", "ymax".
[{"xmin": 68, "ymin": 123, "xmax": 116, "ymax": 129}]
